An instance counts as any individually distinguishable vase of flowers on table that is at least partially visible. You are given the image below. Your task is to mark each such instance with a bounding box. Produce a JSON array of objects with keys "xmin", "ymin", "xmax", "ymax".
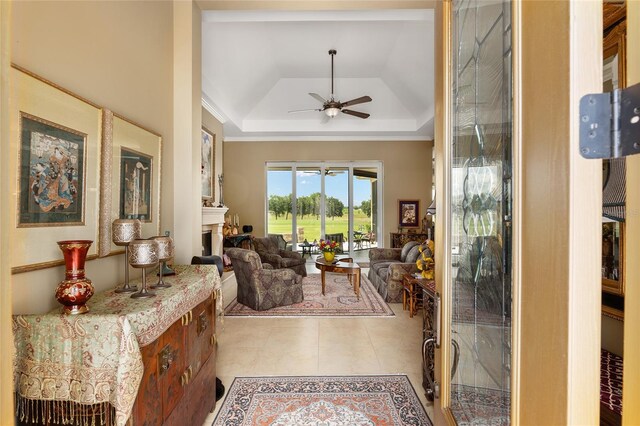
[
  {"xmin": 319, "ymin": 239, "xmax": 339, "ymax": 262},
  {"xmin": 416, "ymin": 240, "xmax": 435, "ymax": 279}
]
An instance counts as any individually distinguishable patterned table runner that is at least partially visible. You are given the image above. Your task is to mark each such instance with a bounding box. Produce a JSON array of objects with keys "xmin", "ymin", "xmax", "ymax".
[{"xmin": 13, "ymin": 264, "xmax": 220, "ymax": 426}]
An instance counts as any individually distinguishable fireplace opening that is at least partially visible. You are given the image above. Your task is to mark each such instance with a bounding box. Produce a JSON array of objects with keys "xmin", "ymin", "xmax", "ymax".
[{"xmin": 202, "ymin": 231, "xmax": 212, "ymax": 256}]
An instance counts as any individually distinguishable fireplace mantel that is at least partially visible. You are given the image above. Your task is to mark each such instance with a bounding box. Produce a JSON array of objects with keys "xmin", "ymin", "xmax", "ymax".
[{"xmin": 202, "ymin": 206, "xmax": 228, "ymax": 256}]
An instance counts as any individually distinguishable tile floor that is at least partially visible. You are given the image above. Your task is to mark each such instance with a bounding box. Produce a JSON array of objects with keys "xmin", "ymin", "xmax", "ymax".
[{"xmin": 203, "ymin": 262, "xmax": 434, "ymax": 425}]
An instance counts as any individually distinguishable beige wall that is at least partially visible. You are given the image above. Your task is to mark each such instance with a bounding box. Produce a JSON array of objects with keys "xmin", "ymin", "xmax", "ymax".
[
  {"xmin": 202, "ymin": 107, "xmax": 225, "ymax": 206},
  {"xmin": 223, "ymin": 140, "xmax": 432, "ymax": 247},
  {"xmin": 10, "ymin": 1, "xmax": 174, "ymax": 314}
]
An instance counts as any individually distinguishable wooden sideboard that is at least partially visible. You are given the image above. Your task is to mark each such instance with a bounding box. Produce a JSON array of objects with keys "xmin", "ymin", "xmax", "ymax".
[
  {"xmin": 390, "ymin": 232, "xmax": 430, "ymax": 248},
  {"xmin": 131, "ymin": 294, "xmax": 216, "ymax": 426},
  {"xmin": 13, "ymin": 265, "xmax": 219, "ymax": 426}
]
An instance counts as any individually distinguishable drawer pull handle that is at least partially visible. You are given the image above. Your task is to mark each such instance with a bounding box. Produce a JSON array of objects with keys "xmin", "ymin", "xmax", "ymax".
[{"xmin": 159, "ymin": 344, "xmax": 176, "ymax": 375}]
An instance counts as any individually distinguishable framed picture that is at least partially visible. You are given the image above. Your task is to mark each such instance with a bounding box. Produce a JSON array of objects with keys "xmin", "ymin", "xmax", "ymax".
[
  {"xmin": 120, "ymin": 147, "xmax": 153, "ymax": 221},
  {"xmin": 18, "ymin": 113, "xmax": 86, "ymax": 227},
  {"xmin": 201, "ymin": 126, "xmax": 215, "ymax": 201},
  {"xmin": 98, "ymin": 110, "xmax": 161, "ymax": 256},
  {"xmin": 10, "ymin": 65, "xmax": 102, "ymax": 273},
  {"xmin": 398, "ymin": 200, "xmax": 420, "ymax": 228},
  {"xmin": 603, "ymin": 20, "xmax": 626, "ymax": 93}
]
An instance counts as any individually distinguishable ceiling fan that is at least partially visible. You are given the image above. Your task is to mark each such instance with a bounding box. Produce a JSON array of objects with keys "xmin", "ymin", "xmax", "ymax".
[{"xmin": 288, "ymin": 49, "xmax": 372, "ymax": 120}]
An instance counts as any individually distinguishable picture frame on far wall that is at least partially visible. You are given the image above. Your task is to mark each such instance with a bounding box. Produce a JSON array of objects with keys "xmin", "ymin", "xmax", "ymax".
[
  {"xmin": 98, "ymin": 110, "xmax": 161, "ymax": 257},
  {"xmin": 201, "ymin": 126, "xmax": 215, "ymax": 202},
  {"xmin": 10, "ymin": 65, "xmax": 102, "ymax": 274},
  {"xmin": 398, "ymin": 199, "xmax": 420, "ymax": 228}
]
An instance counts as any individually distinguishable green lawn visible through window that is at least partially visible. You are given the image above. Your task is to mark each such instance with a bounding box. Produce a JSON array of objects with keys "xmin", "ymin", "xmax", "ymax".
[{"xmin": 267, "ymin": 208, "xmax": 372, "ymax": 245}]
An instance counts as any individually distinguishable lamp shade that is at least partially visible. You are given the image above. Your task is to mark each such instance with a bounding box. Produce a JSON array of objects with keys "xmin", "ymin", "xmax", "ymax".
[{"xmin": 426, "ymin": 199, "xmax": 436, "ymax": 215}]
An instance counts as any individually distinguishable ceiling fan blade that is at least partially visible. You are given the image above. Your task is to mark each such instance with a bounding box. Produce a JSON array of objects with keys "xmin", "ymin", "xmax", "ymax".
[
  {"xmin": 288, "ymin": 108, "xmax": 322, "ymax": 114},
  {"xmin": 309, "ymin": 93, "xmax": 327, "ymax": 104},
  {"xmin": 340, "ymin": 95, "xmax": 372, "ymax": 108},
  {"xmin": 342, "ymin": 109, "xmax": 370, "ymax": 119}
]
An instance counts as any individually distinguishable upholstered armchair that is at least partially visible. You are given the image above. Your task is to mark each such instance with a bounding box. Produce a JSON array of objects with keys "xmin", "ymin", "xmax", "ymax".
[
  {"xmin": 368, "ymin": 241, "xmax": 430, "ymax": 302},
  {"xmin": 225, "ymin": 248, "xmax": 304, "ymax": 311},
  {"xmin": 253, "ymin": 236, "xmax": 307, "ymax": 277}
]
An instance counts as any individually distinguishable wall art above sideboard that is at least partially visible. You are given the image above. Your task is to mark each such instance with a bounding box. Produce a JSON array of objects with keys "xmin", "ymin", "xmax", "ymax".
[{"xmin": 9, "ymin": 65, "xmax": 162, "ymax": 273}]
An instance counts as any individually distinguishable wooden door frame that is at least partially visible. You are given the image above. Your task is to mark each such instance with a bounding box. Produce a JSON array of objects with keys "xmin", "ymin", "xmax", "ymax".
[
  {"xmin": 623, "ymin": 3, "xmax": 639, "ymax": 424},
  {"xmin": 434, "ymin": 1, "xmax": 602, "ymax": 424}
]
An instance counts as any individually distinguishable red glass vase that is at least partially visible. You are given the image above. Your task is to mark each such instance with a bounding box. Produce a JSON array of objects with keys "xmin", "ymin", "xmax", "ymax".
[{"xmin": 56, "ymin": 240, "xmax": 94, "ymax": 315}]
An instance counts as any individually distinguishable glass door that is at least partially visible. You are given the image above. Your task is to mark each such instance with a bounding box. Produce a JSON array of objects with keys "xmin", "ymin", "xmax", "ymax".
[
  {"xmin": 266, "ymin": 162, "xmax": 382, "ymax": 258},
  {"xmin": 447, "ymin": 0, "xmax": 513, "ymax": 424},
  {"xmin": 353, "ymin": 168, "xmax": 379, "ymax": 252},
  {"xmin": 323, "ymin": 167, "xmax": 349, "ymax": 254},
  {"xmin": 266, "ymin": 166, "xmax": 293, "ymax": 248},
  {"xmin": 295, "ymin": 166, "xmax": 322, "ymax": 249}
]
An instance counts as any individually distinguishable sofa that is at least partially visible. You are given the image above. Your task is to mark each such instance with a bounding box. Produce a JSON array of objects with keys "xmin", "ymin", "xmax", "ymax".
[
  {"xmin": 253, "ymin": 236, "xmax": 307, "ymax": 277},
  {"xmin": 368, "ymin": 241, "xmax": 430, "ymax": 302},
  {"xmin": 225, "ymin": 248, "xmax": 304, "ymax": 311}
]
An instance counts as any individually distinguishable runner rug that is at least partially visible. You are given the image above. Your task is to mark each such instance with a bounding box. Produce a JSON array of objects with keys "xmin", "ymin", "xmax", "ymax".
[
  {"xmin": 225, "ymin": 273, "xmax": 394, "ymax": 317},
  {"xmin": 212, "ymin": 375, "xmax": 432, "ymax": 426}
]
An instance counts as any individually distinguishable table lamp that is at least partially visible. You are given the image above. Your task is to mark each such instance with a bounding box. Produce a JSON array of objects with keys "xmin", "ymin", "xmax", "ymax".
[
  {"xmin": 112, "ymin": 219, "xmax": 141, "ymax": 293},
  {"xmin": 150, "ymin": 235, "xmax": 173, "ymax": 289},
  {"xmin": 128, "ymin": 239, "xmax": 159, "ymax": 299}
]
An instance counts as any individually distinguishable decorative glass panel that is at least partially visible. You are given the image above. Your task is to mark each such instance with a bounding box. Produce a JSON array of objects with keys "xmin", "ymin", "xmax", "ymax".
[{"xmin": 449, "ymin": 0, "xmax": 512, "ymax": 424}]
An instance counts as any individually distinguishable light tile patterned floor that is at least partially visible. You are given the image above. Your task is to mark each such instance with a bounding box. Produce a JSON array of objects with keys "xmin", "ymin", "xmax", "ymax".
[{"xmin": 203, "ymin": 264, "xmax": 434, "ymax": 425}]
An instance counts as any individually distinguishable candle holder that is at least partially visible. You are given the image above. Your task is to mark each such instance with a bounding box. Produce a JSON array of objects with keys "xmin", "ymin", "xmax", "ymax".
[
  {"xmin": 112, "ymin": 219, "xmax": 142, "ymax": 293},
  {"xmin": 159, "ymin": 231, "xmax": 176, "ymax": 276},
  {"xmin": 128, "ymin": 239, "xmax": 159, "ymax": 299},
  {"xmin": 150, "ymin": 235, "xmax": 173, "ymax": 289}
]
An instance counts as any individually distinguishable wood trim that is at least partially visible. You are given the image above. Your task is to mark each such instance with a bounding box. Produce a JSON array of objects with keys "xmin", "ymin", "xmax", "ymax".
[
  {"xmin": 622, "ymin": 3, "xmax": 640, "ymax": 424},
  {"xmin": 603, "ymin": 3, "xmax": 626, "ymax": 32},
  {"xmin": 603, "ymin": 19, "xmax": 627, "ymax": 89},
  {"xmin": 433, "ymin": 0, "xmax": 452, "ymax": 424},
  {"xmin": 518, "ymin": 2, "xmax": 601, "ymax": 424},
  {"xmin": 511, "ymin": 0, "xmax": 523, "ymax": 423}
]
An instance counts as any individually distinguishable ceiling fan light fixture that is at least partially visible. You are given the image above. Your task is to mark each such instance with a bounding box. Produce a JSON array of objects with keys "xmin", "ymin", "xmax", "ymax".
[{"xmin": 325, "ymin": 107, "xmax": 340, "ymax": 117}]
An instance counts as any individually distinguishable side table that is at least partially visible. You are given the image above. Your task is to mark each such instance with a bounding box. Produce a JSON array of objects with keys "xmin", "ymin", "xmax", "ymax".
[{"xmin": 402, "ymin": 274, "xmax": 434, "ymax": 318}]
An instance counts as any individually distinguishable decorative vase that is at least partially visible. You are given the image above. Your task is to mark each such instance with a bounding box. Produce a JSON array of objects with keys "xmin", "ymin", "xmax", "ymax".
[
  {"xmin": 56, "ymin": 240, "xmax": 94, "ymax": 315},
  {"xmin": 323, "ymin": 251, "xmax": 335, "ymax": 262}
]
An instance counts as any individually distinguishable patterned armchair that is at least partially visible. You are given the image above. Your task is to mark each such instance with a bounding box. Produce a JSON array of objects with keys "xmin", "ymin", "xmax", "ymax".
[
  {"xmin": 225, "ymin": 248, "xmax": 304, "ymax": 311},
  {"xmin": 253, "ymin": 236, "xmax": 307, "ymax": 277},
  {"xmin": 368, "ymin": 241, "xmax": 431, "ymax": 302}
]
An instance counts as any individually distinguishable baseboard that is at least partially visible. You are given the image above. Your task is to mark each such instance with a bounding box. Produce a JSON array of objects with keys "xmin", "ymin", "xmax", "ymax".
[{"xmin": 220, "ymin": 271, "xmax": 237, "ymax": 309}]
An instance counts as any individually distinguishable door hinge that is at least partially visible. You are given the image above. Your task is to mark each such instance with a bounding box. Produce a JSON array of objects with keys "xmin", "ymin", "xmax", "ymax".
[{"xmin": 579, "ymin": 82, "xmax": 640, "ymax": 159}]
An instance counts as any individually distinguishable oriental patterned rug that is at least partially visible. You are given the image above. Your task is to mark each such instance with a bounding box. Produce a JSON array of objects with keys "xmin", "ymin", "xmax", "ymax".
[
  {"xmin": 450, "ymin": 384, "xmax": 510, "ymax": 425},
  {"xmin": 212, "ymin": 375, "xmax": 432, "ymax": 426},
  {"xmin": 225, "ymin": 273, "xmax": 394, "ymax": 317},
  {"xmin": 601, "ymin": 349, "xmax": 623, "ymax": 416}
]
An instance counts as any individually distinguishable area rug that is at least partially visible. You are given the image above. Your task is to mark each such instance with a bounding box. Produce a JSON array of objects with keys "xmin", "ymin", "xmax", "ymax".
[
  {"xmin": 212, "ymin": 375, "xmax": 432, "ymax": 426},
  {"xmin": 450, "ymin": 384, "xmax": 510, "ymax": 425},
  {"xmin": 601, "ymin": 348, "xmax": 623, "ymax": 415},
  {"xmin": 225, "ymin": 273, "xmax": 394, "ymax": 317}
]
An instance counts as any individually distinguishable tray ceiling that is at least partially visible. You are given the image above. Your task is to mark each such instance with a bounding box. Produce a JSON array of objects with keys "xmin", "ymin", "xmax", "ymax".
[{"xmin": 201, "ymin": 9, "xmax": 434, "ymax": 141}]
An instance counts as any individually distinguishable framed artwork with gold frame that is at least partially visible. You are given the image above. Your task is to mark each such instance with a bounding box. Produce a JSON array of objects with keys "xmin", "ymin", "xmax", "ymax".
[
  {"xmin": 398, "ymin": 199, "xmax": 420, "ymax": 228},
  {"xmin": 10, "ymin": 65, "xmax": 102, "ymax": 274},
  {"xmin": 201, "ymin": 126, "xmax": 215, "ymax": 202},
  {"xmin": 98, "ymin": 110, "xmax": 161, "ymax": 256}
]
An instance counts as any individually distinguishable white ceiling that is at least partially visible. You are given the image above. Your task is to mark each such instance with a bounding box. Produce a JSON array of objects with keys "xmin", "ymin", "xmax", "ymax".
[{"xmin": 201, "ymin": 10, "xmax": 434, "ymax": 141}]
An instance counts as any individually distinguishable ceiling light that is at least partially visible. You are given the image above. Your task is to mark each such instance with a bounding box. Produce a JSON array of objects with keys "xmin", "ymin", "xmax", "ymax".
[{"xmin": 325, "ymin": 107, "xmax": 340, "ymax": 118}]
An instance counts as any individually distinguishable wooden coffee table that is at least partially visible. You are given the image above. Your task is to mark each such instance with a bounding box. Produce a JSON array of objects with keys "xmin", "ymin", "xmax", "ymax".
[{"xmin": 314, "ymin": 256, "xmax": 361, "ymax": 300}]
